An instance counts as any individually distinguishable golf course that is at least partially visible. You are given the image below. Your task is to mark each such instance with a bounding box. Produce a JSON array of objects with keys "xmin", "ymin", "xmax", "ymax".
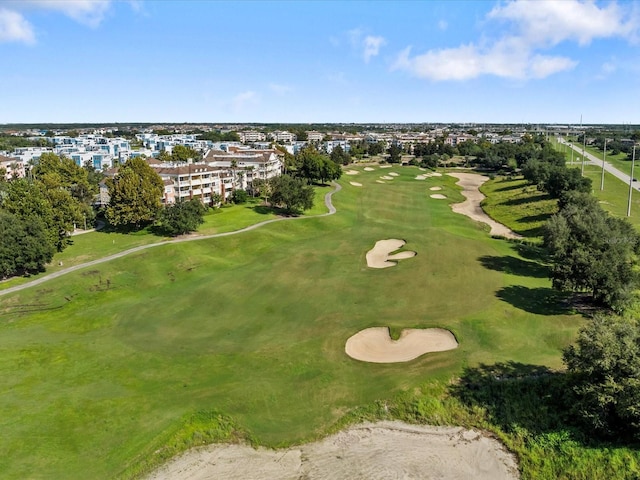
[{"xmin": 1, "ymin": 165, "xmax": 585, "ymax": 478}]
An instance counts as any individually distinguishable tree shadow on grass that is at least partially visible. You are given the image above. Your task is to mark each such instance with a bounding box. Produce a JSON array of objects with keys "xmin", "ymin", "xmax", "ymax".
[
  {"xmin": 519, "ymin": 212, "xmax": 552, "ymax": 224},
  {"xmin": 449, "ymin": 362, "xmax": 573, "ymax": 437},
  {"xmin": 250, "ymin": 204, "xmax": 275, "ymax": 215},
  {"xmin": 503, "ymin": 194, "xmax": 552, "ymax": 207},
  {"xmin": 496, "ymin": 285, "xmax": 571, "ymax": 315},
  {"xmin": 478, "ymin": 255, "xmax": 549, "ymax": 279}
]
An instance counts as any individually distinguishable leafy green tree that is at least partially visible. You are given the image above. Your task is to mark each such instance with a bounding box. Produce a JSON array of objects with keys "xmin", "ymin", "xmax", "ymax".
[
  {"xmin": 157, "ymin": 199, "xmax": 206, "ymax": 236},
  {"xmin": 157, "ymin": 150, "xmax": 173, "ymax": 162},
  {"xmin": 171, "ymin": 145, "xmax": 200, "ymax": 162},
  {"xmin": 34, "ymin": 152, "xmax": 95, "ymax": 204},
  {"xmin": 330, "ymin": 145, "xmax": 351, "ymax": 165},
  {"xmin": 387, "ymin": 144, "xmax": 402, "ymax": 163},
  {"xmin": 368, "ymin": 142, "xmax": 385, "ymax": 156},
  {"xmin": 296, "ymin": 145, "xmax": 341, "ymax": 184},
  {"xmin": 564, "ymin": 315, "xmax": 640, "ymax": 440},
  {"xmin": 269, "ymin": 174, "xmax": 314, "ymax": 213},
  {"xmin": 544, "ymin": 191, "xmax": 640, "ymax": 311},
  {"xmin": 0, "ymin": 212, "xmax": 54, "ymax": 278},
  {"xmin": 231, "ymin": 189, "xmax": 248, "ymax": 204},
  {"xmin": 106, "ymin": 157, "xmax": 164, "ymax": 229}
]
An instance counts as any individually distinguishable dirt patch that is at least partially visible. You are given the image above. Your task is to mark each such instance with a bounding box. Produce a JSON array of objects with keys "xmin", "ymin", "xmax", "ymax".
[
  {"xmin": 345, "ymin": 327, "xmax": 458, "ymax": 363},
  {"xmin": 366, "ymin": 239, "xmax": 416, "ymax": 269},
  {"xmin": 448, "ymin": 173, "xmax": 522, "ymax": 239},
  {"xmin": 146, "ymin": 421, "xmax": 519, "ymax": 480}
]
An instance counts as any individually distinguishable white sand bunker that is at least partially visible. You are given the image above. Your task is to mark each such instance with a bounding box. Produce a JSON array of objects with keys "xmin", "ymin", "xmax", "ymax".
[
  {"xmin": 376, "ymin": 180, "xmax": 385, "ymax": 184},
  {"xmin": 364, "ymin": 167, "xmax": 375, "ymax": 171},
  {"xmin": 366, "ymin": 239, "xmax": 416, "ymax": 269},
  {"xmin": 430, "ymin": 172, "xmax": 443, "ymax": 177},
  {"xmin": 388, "ymin": 172, "xmax": 399, "ymax": 177},
  {"xmin": 380, "ymin": 175, "xmax": 394, "ymax": 180},
  {"xmin": 146, "ymin": 421, "xmax": 519, "ymax": 480},
  {"xmin": 448, "ymin": 173, "xmax": 522, "ymax": 240},
  {"xmin": 430, "ymin": 194, "xmax": 447, "ymax": 199},
  {"xmin": 430, "ymin": 186, "xmax": 442, "ymax": 191},
  {"xmin": 380, "ymin": 164, "xmax": 392, "ymax": 168},
  {"xmin": 345, "ymin": 327, "xmax": 458, "ymax": 363},
  {"xmin": 349, "ymin": 181, "xmax": 363, "ymax": 187},
  {"xmin": 415, "ymin": 175, "xmax": 427, "ymax": 180},
  {"xmin": 345, "ymin": 170, "xmax": 359, "ymax": 175}
]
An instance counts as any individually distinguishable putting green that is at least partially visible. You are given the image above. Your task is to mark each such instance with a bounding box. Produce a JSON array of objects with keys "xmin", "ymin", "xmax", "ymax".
[{"xmin": 0, "ymin": 166, "xmax": 582, "ymax": 479}]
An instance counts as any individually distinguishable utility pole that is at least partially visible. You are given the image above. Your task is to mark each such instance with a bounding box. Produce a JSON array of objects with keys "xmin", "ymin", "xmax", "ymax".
[
  {"xmin": 628, "ymin": 146, "xmax": 636, "ymax": 217},
  {"xmin": 581, "ymin": 129, "xmax": 587, "ymax": 176}
]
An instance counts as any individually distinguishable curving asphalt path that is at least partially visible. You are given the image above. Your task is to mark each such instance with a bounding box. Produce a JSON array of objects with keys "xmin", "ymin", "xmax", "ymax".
[{"xmin": 0, "ymin": 183, "xmax": 341, "ymax": 297}]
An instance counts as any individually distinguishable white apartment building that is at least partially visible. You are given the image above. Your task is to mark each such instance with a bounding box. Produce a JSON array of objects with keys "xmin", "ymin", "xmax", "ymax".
[{"xmin": 239, "ymin": 131, "xmax": 267, "ymax": 143}]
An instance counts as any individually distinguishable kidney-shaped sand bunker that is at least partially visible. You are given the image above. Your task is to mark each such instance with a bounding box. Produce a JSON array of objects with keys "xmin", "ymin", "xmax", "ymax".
[{"xmin": 345, "ymin": 327, "xmax": 458, "ymax": 363}]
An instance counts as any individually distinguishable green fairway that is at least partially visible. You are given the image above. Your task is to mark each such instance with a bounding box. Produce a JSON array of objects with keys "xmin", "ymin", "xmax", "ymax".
[{"xmin": 0, "ymin": 166, "xmax": 584, "ymax": 479}]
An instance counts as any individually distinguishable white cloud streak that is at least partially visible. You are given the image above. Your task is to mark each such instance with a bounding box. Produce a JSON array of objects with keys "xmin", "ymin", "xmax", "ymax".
[
  {"xmin": 393, "ymin": 0, "xmax": 638, "ymax": 81},
  {"xmin": 231, "ymin": 91, "xmax": 258, "ymax": 112}
]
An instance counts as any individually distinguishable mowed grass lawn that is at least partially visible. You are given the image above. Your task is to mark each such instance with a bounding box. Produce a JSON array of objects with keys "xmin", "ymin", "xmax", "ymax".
[{"xmin": 0, "ymin": 166, "xmax": 583, "ymax": 479}]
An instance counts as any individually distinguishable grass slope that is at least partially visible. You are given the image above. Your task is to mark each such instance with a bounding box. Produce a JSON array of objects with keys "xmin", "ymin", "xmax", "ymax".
[{"xmin": 1, "ymin": 167, "xmax": 584, "ymax": 479}]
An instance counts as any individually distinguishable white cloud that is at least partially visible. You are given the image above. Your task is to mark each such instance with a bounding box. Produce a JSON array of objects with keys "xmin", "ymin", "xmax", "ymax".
[
  {"xmin": 231, "ymin": 91, "xmax": 258, "ymax": 112},
  {"xmin": 363, "ymin": 35, "xmax": 386, "ymax": 63},
  {"xmin": 268, "ymin": 83, "xmax": 292, "ymax": 95},
  {"xmin": 0, "ymin": 8, "xmax": 35, "ymax": 44},
  {"xmin": 31, "ymin": 0, "xmax": 111, "ymax": 27},
  {"xmin": 488, "ymin": 0, "xmax": 636, "ymax": 46},
  {"xmin": 393, "ymin": 0, "xmax": 632, "ymax": 81},
  {"xmin": 347, "ymin": 28, "xmax": 386, "ymax": 63}
]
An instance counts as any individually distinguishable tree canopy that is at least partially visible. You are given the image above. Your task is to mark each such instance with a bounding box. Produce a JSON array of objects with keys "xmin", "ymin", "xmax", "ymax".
[
  {"xmin": 157, "ymin": 199, "xmax": 206, "ymax": 236},
  {"xmin": 564, "ymin": 315, "xmax": 640, "ymax": 440},
  {"xmin": 544, "ymin": 191, "xmax": 640, "ymax": 311},
  {"xmin": 0, "ymin": 211, "xmax": 54, "ymax": 278},
  {"xmin": 268, "ymin": 174, "xmax": 314, "ymax": 213},
  {"xmin": 295, "ymin": 145, "xmax": 341, "ymax": 184},
  {"xmin": 106, "ymin": 157, "xmax": 164, "ymax": 229}
]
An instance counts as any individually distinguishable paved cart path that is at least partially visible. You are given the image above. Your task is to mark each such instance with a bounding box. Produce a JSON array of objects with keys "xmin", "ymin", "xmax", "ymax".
[{"xmin": 0, "ymin": 183, "xmax": 341, "ymax": 297}]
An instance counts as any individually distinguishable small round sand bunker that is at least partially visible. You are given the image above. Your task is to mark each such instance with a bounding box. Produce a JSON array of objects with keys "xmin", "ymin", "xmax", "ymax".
[
  {"xmin": 430, "ymin": 186, "xmax": 442, "ymax": 191},
  {"xmin": 364, "ymin": 167, "xmax": 375, "ymax": 171},
  {"xmin": 430, "ymin": 194, "xmax": 447, "ymax": 199},
  {"xmin": 345, "ymin": 170, "xmax": 359, "ymax": 175},
  {"xmin": 380, "ymin": 175, "xmax": 394, "ymax": 180},
  {"xmin": 415, "ymin": 175, "xmax": 427, "ymax": 180},
  {"xmin": 380, "ymin": 164, "xmax": 392, "ymax": 168},
  {"xmin": 349, "ymin": 181, "xmax": 362, "ymax": 187},
  {"xmin": 345, "ymin": 327, "xmax": 458, "ymax": 363},
  {"xmin": 388, "ymin": 172, "xmax": 399, "ymax": 177},
  {"xmin": 376, "ymin": 180, "xmax": 385, "ymax": 184},
  {"xmin": 366, "ymin": 239, "xmax": 416, "ymax": 269}
]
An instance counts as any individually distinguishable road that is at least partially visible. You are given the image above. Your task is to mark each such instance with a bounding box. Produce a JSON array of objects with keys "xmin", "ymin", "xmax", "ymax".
[
  {"xmin": 557, "ymin": 138, "xmax": 640, "ymax": 191},
  {"xmin": 0, "ymin": 183, "xmax": 341, "ymax": 297}
]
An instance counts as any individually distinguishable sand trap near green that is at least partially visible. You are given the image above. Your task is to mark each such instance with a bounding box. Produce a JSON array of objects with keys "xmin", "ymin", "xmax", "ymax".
[
  {"xmin": 364, "ymin": 167, "xmax": 375, "ymax": 171},
  {"xmin": 146, "ymin": 421, "xmax": 518, "ymax": 480},
  {"xmin": 366, "ymin": 239, "xmax": 416, "ymax": 268},
  {"xmin": 345, "ymin": 170, "xmax": 359, "ymax": 175},
  {"xmin": 345, "ymin": 327, "xmax": 458, "ymax": 363},
  {"xmin": 349, "ymin": 182, "xmax": 362, "ymax": 187},
  {"xmin": 430, "ymin": 194, "xmax": 447, "ymax": 199}
]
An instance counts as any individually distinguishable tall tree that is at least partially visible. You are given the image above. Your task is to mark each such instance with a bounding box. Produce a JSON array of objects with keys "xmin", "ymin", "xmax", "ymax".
[
  {"xmin": 564, "ymin": 315, "xmax": 640, "ymax": 440},
  {"xmin": 157, "ymin": 199, "xmax": 206, "ymax": 236},
  {"xmin": 544, "ymin": 191, "xmax": 640, "ymax": 311},
  {"xmin": 269, "ymin": 174, "xmax": 314, "ymax": 213},
  {"xmin": 0, "ymin": 212, "xmax": 54, "ymax": 278},
  {"xmin": 106, "ymin": 157, "xmax": 164, "ymax": 229}
]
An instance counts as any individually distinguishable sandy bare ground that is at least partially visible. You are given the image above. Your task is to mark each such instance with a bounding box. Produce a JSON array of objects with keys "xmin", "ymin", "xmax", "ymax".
[
  {"xmin": 366, "ymin": 239, "xmax": 416, "ymax": 269},
  {"xmin": 346, "ymin": 170, "xmax": 359, "ymax": 175},
  {"xmin": 364, "ymin": 167, "xmax": 375, "ymax": 171},
  {"xmin": 448, "ymin": 173, "xmax": 522, "ymax": 239},
  {"xmin": 350, "ymin": 182, "xmax": 363, "ymax": 187},
  {"xmin": 430, "ymin": 194, "xmax": 447, "ymax": 199},
  {"xmin": 430, "ymin": 186, "xmax": 442, "ymax": 191},
  {"xmin": 345, "ymin": 327, "xmax": 458, "ymax": 363},
  {"xmin": 146, "ymin": 421, "xmax": 519, "ymax": 480}
]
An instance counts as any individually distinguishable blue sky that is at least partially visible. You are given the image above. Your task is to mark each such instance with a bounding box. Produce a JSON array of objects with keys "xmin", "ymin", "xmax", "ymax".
[{"xmin": 0, "ymin": 0, "xmax": 639, "ymax": 124}]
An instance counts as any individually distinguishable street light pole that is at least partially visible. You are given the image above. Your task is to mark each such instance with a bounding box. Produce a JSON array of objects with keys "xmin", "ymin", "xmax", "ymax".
[
  {"xmin": 628, "ymin": 146, "xmax": 636, "ymax": 217},
  {"xmin": 581, "ymin": 131, "xmax": 587, "ymax": 176},
  {"xmin": 601, "ymin": 138, "xmax": 607, "ymax": 190}
]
